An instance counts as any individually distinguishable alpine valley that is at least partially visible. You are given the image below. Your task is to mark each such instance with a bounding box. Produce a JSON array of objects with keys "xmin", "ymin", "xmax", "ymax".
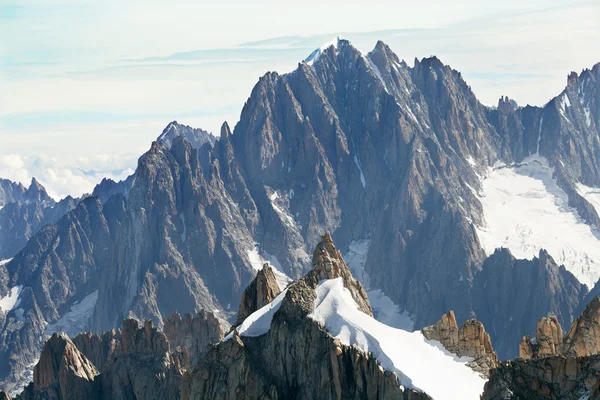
[{"xmin": 1, "ymin": 37, "xmax": 600, "ymax": 399}]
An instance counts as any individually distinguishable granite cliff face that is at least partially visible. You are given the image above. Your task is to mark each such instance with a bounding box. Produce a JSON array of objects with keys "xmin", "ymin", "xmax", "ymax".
[
  {"xmin": 9, "ymin": 318, "xmax": 188, "ymax": 400},
  {"xmin": 519, "ymin": 316, "xmax": 563, "ymax": 359}
]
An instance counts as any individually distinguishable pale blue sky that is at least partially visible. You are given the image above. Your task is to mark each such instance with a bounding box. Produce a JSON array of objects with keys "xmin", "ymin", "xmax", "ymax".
[{"xmin": 0, "ymin": 0, "xmax": 598, "ymax": 198}]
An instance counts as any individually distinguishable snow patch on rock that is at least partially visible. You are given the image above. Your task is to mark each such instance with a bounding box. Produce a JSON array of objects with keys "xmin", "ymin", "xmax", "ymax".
[
  {"xmin": 45, "ymin": 290, "xmax": 98, "ymax": 338},
  {"xmin": 247, "ymin": 245, "xmax": 292, "ymax": 291},
  {"xmin": 269, "ymin": 191, "xmax": 297, "ymax": 227},
  {"xmin": 0, "ymin": 285, "xmax": 22, "ymax": 312},
  {"xmin": 304, "ymin": 35, "xmax": 345, "ymax": 66}
]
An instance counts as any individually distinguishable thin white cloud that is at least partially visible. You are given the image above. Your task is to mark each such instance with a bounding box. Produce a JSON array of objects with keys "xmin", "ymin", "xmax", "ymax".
[{"xmin": 0, "ymin": 0, "xmax": 597, "ymax": 198}]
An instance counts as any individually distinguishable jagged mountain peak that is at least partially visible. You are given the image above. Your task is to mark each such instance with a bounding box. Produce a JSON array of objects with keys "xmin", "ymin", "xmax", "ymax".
[
  {"xmin": 156, "ymin": 120, "xmax": 215, "ymax": 150},
  {"xmin": 219, "ymin": 121, "xmax": 231, "ymax": 138},
  {"xmin": 23, "ymin": 177, "xmax": 51, "ymax": 204},
  {"xmin": 303, "ymin": 35, "xmax": 349, "ymax": 66}
]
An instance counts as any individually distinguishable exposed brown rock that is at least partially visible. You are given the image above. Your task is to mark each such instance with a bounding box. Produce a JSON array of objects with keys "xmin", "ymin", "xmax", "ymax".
[
  {"xmin": 482, "ymin": 354, "xmax": 600, "ymax": 400},
  {"xmin": 562, "ymin": 296, "xmax": 600, "ymax": 357},
  {"xmin": 25, "ymin": 333, "xmax": 99, "ymax": 400},
  {"xmin": 422, "ymin": 311, "xmax": 459, "ymax": 351},
  {"xmin": 235, "ymin": 265, "xmax": 282, "ymax": 326},
  {"xmin": 519, "ymin": 316, "xmax": 563, "ymax": 359},
  {"xmin": 163, "ymin": 310, "xmax": 228, "ymax": 364},
  {"xmin": 422, "ymin": 311, "xmax": 498, "ymax": 377}
]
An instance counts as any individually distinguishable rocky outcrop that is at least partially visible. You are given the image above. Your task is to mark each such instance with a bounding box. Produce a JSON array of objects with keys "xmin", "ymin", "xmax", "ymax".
[
  {"xmin": 422, "ymin": 311, "xmax": 498, "ymax": 377},
  {"xmin": 20, "ymin": 333, "xmax": 99, "ymax": 400},
  {"xmin": 517, "ymin": 296, "xmax": 600, "ymax": 361},
  {"xmin": 235, "ymin": 265, "xmax": 282, "ymax": 326},
  {"xmin": 163, "ymin": 310, "xmax": 228, "ymax": 364},
  {"xmin": 481, "ymin": 354, "xmax": 600, "ymax": 400},
  {"xmin": 519, "ymin": 316, "xmax": 563, "ymax": 359},
  {"xmin": 14, "ymin": 318, "xmax": 185, "ymax": 400},
  {"xmin": 562, "ymin": 296, "xmax": 600, "ymax": 357}
]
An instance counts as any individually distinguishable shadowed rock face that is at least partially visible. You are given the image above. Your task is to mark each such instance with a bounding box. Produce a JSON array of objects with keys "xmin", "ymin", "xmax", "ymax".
[
  {"xmin": 484, "ymin": 296, "xmax": 600, "ymax": 399},
  {"xmin": 9, "ymin": 319, "xmax": 187, "ymax": 400},
  {"xmin": 235, "ymin": 265, "xmax": 281, "ymax": 326},
  {"xmin": 471, "ymin": 248, "xmax": 587, "ymax": 359},
  {"xmin": 72, "ymin": 330, "xmax": 121, "ymax": 372},
  {"xmin": 422, "ymin": 311, "xmax": 498, "ymax": 377}
]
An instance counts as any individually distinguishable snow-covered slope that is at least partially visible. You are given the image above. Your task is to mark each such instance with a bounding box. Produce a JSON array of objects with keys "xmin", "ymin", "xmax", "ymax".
[
  {"xmin": 309, "ymin": 278, "xmax": 486, "ymax": 400},
  {"xmin": 45, "ymin": 290, "xmax": 98, "ymax": 337},
  {"xmin": 475, "ymin": 155, "xmax": 600, "ymax": 287}
]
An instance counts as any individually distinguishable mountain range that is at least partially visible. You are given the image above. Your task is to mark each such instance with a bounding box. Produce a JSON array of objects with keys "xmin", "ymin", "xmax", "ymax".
[{"xmin": 1, "ymin": 37, "xmax": 599, "ymax": 398}]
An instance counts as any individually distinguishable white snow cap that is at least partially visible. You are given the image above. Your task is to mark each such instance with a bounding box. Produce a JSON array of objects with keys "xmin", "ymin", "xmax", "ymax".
[
  {"xmin": 304, "ymin": 35, "xmax": 347, "ymax": 66},
  {"xmin": 309, "ymin": 278, "xmax": 486, "ymax": 400}
]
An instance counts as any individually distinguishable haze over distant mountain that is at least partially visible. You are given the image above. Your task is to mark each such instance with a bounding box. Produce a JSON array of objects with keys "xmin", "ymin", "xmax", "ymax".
[{"xmin": 1, "ymin": 37, "xmax": 599, "ymax": 396}]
